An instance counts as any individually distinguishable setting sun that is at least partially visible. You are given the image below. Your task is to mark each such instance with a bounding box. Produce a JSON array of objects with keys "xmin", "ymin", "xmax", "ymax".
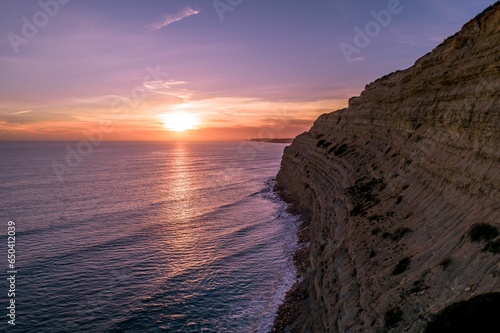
[{"xmin": 160, "ymin": 111, "xmax": 199, "ymax": 132}]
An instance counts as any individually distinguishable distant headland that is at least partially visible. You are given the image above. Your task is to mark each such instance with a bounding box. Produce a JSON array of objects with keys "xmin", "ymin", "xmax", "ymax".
[{"xmin": 249, "ymin": 138, "xmax": 294, "ymax": 143}]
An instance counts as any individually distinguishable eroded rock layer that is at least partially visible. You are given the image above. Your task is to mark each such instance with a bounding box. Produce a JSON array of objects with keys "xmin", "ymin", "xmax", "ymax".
[{"xmin": 276, "ymin": 4, "xmax": 500, "ymax": 332}]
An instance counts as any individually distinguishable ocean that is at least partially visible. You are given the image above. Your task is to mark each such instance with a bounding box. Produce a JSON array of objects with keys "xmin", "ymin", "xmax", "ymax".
[{"xmin": 0, "ymin": 141, "xmax": 299, "ymax": 332}]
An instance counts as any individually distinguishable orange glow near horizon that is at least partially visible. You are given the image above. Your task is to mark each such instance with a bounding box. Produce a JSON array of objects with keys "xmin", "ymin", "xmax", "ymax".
[
  {"xmin": 0, "ymin": 96, "xmax": 349, "ymax": 141},
  {"xmin": 1, "ymin": 2, "xmax": 492, "ymax": 142}
]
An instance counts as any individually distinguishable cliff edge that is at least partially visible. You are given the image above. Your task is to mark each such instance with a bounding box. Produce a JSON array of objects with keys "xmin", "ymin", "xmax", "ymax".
[{"xmin": 275, "ymin": 3, "xmax": 500, "ymax": 332}]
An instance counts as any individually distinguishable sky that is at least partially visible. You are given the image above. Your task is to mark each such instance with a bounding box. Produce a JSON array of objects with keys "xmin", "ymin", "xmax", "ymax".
[{"xmin": 0, "ymin": 0, "xmax": 495, "ymax": 141}]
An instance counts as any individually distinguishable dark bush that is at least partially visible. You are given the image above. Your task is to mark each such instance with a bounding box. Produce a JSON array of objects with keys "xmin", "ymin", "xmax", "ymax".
[
  {"xmin": 439, "ymin": 257, "xmax": 452, "ymax": 269},
  {"xmin": 350, "ymin": 204, "xmax": 366, "ymax": 217},
  {"xmin": 347, "ymin": 178, "xmax": 385, "ymax": 217},
  {"xmin": 385, "ymin": 307, "xmax": 403, "ymax": 328},
  {"xmin": 482, "ymin": 239, "xmax": 500, "ymax": 254},
  {"xmin": 392, "ymin": 257, "xmax": 411, "ymax": 275},
  {"xmin": 425, "ymin": 293, "xmax": 500, "ymax": 333},
  {"xmin": 346, "ymin": 178, "xmax": 384, "ymax": 202},
  {"xmin": 469, "ymin": 223, "xmax": 499, "ymax": 242}
]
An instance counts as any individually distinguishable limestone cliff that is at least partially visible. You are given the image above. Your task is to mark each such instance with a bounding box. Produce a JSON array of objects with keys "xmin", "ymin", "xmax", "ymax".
[{"xmin": 276, "ymin": 3, "xmax": 500, "ymax": 332}]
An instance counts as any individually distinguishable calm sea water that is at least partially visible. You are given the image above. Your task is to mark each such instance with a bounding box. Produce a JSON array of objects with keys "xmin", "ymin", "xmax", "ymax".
[{"xmin": 0, "ymin": 141, "xmax": 298, "ymax": 333}]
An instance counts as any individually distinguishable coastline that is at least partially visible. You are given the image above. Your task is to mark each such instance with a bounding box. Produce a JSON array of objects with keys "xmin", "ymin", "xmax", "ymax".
[
  {"xmin": 268, "ymin": 4, "xmax": 500, "ymax": 331},
  {"xmin": 250, "ymin": 138, "xmax": 295, "ymax": 144},
  {"xmin": 270, "ymin": 188, "xmax": 311, "ymax": 333}
]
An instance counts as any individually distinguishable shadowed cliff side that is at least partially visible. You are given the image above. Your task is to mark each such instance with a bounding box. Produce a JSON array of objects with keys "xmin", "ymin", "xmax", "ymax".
[{"xmin": 275, "ymin": 3, "xmax": 500, "ymax": 332}]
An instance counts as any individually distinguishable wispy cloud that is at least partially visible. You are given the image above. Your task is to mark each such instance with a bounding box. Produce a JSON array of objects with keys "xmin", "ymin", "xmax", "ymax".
[
  {"xmin": 350, "ymin": 56, "xmax": 365, "ymax": 63},
  {"xmin": 147, "ymin": 7, "xmax": 201, "ymax": 31},
  {"xmin": 8, "ymin": 110, "xmax": 33, "ymax": 115}
]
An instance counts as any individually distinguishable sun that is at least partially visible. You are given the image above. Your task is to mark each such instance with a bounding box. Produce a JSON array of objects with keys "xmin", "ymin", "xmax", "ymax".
[{"xmin": 160, "ymin": 111, "xmax": 199, "ymax": 132}]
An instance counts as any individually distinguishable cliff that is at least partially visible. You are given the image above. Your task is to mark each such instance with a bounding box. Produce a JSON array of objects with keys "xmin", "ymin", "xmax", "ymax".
[{"xmin": 275, "ymin": 3, "xmax": 500, "ymax": 332}]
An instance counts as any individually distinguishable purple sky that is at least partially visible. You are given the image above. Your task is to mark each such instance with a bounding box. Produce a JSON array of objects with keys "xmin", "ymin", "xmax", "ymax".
[{"xmin": 0, "ymin": 0, "xmax": 495, "ymax": 140}]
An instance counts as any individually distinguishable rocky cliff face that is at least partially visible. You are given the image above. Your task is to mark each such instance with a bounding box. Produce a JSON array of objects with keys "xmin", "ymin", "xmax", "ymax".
[{"xmin": 276, "ymin": 4, "xmax": 500, "ymax": 332}]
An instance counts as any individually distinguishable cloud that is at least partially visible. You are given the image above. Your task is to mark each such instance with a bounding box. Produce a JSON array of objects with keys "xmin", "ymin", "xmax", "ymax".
[
  {"xmin": 147, "ymin": 7, "xmax": 201, "ymax": 31},
  {"xmin": 8, "ymin": 110, "xmax": 32, "ymax": 115},
  {"xmin": 350, "ymin": 56, "xmax": 365, "ymax": 63}
]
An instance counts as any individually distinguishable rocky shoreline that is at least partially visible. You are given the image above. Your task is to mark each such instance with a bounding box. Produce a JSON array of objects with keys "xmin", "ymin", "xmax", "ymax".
[{"xmin": 270, "ymin": 194, "xmax": 311, "ymax": 333}]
